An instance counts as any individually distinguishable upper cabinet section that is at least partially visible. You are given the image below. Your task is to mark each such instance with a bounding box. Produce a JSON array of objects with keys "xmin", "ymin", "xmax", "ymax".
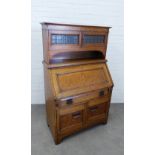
[{"xmin": 41, "ymin": 23, "xmax": 111, "ymax": 64}]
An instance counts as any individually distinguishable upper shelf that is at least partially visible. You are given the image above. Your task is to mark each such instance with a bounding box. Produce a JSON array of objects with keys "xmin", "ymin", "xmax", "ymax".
[
  {"xmin": 43, "ymin": 59, "xmax": 107, "ymax": 69},
  {"xmin": 49, "ymin": 51, "xmax": 105, "ymax": 64}
]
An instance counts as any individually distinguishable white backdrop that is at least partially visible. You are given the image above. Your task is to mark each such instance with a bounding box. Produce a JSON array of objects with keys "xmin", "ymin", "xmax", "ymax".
[{"xmin": 31, "ymin": 0, "xmax": 124, "ymax": 104}]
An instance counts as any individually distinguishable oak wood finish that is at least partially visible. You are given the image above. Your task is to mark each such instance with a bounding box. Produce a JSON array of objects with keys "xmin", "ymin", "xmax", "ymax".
[{"xmin": 41, "ymin": 22, "xmax": 113, "ymax": 144}]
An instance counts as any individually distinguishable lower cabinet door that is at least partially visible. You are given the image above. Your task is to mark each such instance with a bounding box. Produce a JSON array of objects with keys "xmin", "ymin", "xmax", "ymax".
[
  {"xmin": 60, "ymin": 111, "xmax": 83, "ymax": 129},
  {"xmin": 57, "ymin": 98, "xmax": 110, "ymax": 138},
  {"xmin": 87, "ymin": 99, "xmax": 109, "ymax": 125},
  {"xmin": 59, "ymin": 104, "xmax": 84, "ymax": 137}
]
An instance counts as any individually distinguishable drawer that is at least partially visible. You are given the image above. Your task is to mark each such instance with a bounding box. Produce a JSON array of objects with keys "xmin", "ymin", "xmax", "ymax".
[
  {"xmin": 57, "ymin": 87, "xmax": 111, "ymax": 108},
  {"xmin": 60, "ymin": 111, "xmax": 83, "ymax": 130},
  {"xmin": 88, "ymin": 96, "xmax": 110, "ymax": 107},
  {"xmin": 87, "ymin": 103, "xmax": 106, "ymax": 119},
  {"xmin": 87, "ymin": 98, "xmax": 109, "ymax": 123},
  {"xmin": 59, "ymin": 104, "xmax": 84, "ymax": 132}
]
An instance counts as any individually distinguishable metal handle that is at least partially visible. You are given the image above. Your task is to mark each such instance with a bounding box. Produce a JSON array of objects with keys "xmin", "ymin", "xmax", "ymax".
[
  {"xmin": 72, "ymin": 112, "xmax": 81, "ymax": 119},
  {"xmin": 66, "ymin": 99, "xmax": 73, "ymax": 105},
  {"xmin": 89, "ymin": 106, "xmax": 98, "ymax": 112},
  {"xmin": 99, "ymin": 90, "xmax": 104, "ymax": 96}
]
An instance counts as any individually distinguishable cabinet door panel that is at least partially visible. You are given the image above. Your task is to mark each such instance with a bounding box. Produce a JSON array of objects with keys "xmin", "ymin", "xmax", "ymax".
[
  {"xmin": 49, "ymin": 30, "xmax": 81, "ymax": 50},
  {"xmin": 87, "ymin": 101, "xmax": 109, "ymax": 125},
  {"xmin": 83, "ymin": 35, "xmax": 105, "ymax": 44},
  {"xmin": 58, "ymin": 104, "xmax": 84, "ymax": 135},
  {"xmin": 82, "ymin": 31, "xmax": 108, "ymax": 48},
  {"xmin": 60, "ymin": 110, "xmax": 83, "ymax": 130}
]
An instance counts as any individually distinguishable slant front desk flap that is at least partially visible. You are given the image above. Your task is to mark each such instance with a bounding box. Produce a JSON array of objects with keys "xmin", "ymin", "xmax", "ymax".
[{"xmin": 50, "ymin": 63, "xmax": 113, "ymax": 99}]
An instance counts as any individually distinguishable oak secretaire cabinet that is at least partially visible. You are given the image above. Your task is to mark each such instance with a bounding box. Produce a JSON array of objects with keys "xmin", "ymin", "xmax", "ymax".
[{"xmin": 41, "ymin": 22, "xmax": 114, "ymax": 144}]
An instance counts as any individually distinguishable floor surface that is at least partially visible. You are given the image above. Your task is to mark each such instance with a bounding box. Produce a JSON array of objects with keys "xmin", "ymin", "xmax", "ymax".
[{"xmin": 31, "ymin": 104, "xmax": 124, "ymax": 155}]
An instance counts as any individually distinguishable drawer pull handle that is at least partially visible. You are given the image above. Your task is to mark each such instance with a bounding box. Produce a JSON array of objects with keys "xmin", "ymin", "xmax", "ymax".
[
  {"xmin": 99, "ymin": 90, "xmax": 104, "ymax": 96},
  {"xmin": 66, "ymin": 99, "xmax": 73, "ymax": 105},
  {"xmin": 72, "ymin": 112, "xmax": 81, "ymax": 119},
  {"xmin": 89, "ymin": 106, "xmax": 98, "ymax": 112}
]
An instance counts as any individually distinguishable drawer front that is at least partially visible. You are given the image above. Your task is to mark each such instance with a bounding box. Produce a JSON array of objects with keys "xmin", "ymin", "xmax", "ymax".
[
  {"xmin": 58, "ymin": 88, "xmax": 111, "ymax": 108},
  {"xmin": 59, "ymin": 104, "xmax": 84, "ymax": 133},
  {"xmin": 60, "ymin": 110, "xmax": 83, "ymax": 130},
  {"xmin": 87, "ymin": 103, "xmax": 106, "ymax": 119},
  {"xmin": 88, "ymin": 96, "xmax": 110, "ymax": 107},
  {"xmin": 87, "ymin": 98, "xmax": 110, "ymax": 123}
]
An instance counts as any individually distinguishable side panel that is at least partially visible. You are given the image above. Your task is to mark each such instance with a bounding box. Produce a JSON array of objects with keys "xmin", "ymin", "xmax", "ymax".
[
  {"xmin": 42, "ymin": 29, "xmax": 49, "ymax": 63},
  {"xmin": 43, "ymin": 65, "xmax": 58, "ymax": 143}
]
